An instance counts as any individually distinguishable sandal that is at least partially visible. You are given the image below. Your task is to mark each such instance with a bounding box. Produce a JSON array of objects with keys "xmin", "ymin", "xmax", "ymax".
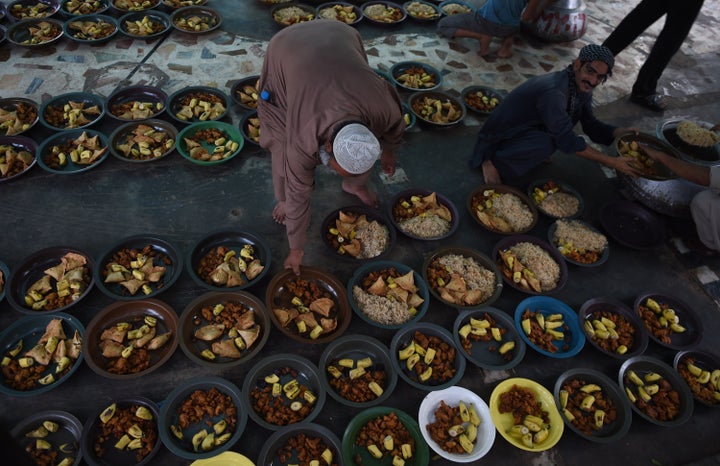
[{"xmin": 629, "ymin": 93, "xmax": 668, "ymax": 112}]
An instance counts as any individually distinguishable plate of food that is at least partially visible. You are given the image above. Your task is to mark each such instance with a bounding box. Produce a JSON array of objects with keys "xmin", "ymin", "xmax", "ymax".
[
  {"xmin": 63, "ymin": 13, "xmax": 118, "ymax": 44},
  {"xmin": 619, "ymin": 355, "xmax": 693, "ymax": 427},
  {"xmin": 230, "ymin": 75, "xmax": 259, "ymax": 111},
  {"xmin": 390, "ymin": 61, "xmax": 442, "ymax": 92},
  {"xmin": 418, "ymin": 386, "xmax": 495, "ymax": 462},
  {"xmin": 159, "ymin": 376, "xmax": 247, "ymax": 460},
  {"xmin": 493, "ymin": 235, "xmax": 567, "ymax": 295},
  {"xmin": 579, "ymin": 297, "xmax": 648, "ymax": 360},
  {"xmin": 0, "ymin": 135, "xmax": 37, "ymax": 183},
  {"xmin": 321, "ymin": 206, "xmax": 396, "ymax": 261},
  {"xmin": 347, "ymin": 260, "xmax": 429, "ymax": 329},
  {"xmin": 403, "ymin": 1, "xmax": 441, "ymax": 21},
  {"xmin": 167, "ymin": 85, "xmax": 229, "ymax": 124},
  {"xmin": 6, "ymin": 0, "xmax": 62, "ymax": 21},
  {"xmin": 271, "ymin": 3, "xmax": 315, "ymax": 27},
  {"xmin": 93, "ymin": 235, "xmax": 183, "ymax": 301},
  {"xmin": 423, "ymin": 246, "xmax": 502, "ymax": 310},
  {"xmin": 362, "ymin": 1, "xmax": 406, "ymax": 25},
  {"xmin": 554, "ymin": 368, "xmax": 632, "ymax": 443},
  {"xmin": 39, "ymin": 91, "xmax": 105, "ymax": 131},
  {"xmin": 527, "ymin": 178, "xmax": 583, "ymax": 219},
  {"xmin": 106, "ymin": 85, "xmax": 167, "ymax": 121},
  {"xmin": 315, "ymin": 2, "xmax": 362, "ymax": 25},
  {"xmin": 633, "ymin": 292, "xmax": 702, "ymax": 350},
  {"xmin": 170, "ymin": 5, "xmax": 221, "ymax": 34},
  {"xmin": 178, "ymin": 291, "xmax": 270, "ymax": 369},
  {"xmin": 187, "ymin": 229, "xmax": 271, "ymax": 291},
  {"xmin": 613, "ymin": 131, "xmax": 678, "ymax": 181},
  {"xmin": 673, "ymin": 350, "xmax": 720, "ymax": 408},
  {"xmin": 461, "ymin": 85, "xmax": 503, "ymax": 116},
  {"xmin": 390, "ymin": 322, "xmax": 466, "ymax": 391},
  {"xmin": 7, "ymin": 17, "xmax": 64, "ymax": 46},
  {"xmin": 319, "ymin": 334, "xmax": 397, "ymax": 408},
  {"xmin": 453, "ymin": 307, "xmax": 525, "ymax": 371},
  {"xmin": 265, "ymin": 266, "xmax": 351, "ymax": 344},
  {"xmin": 257, "ymin": 423, "xmax": 342, "ymax": 466},
  {"xmin": 80, "ymin": 397, "xmax": 162, "ymax": 466},
  {"xmin": 60, "ymin": 0, "xmax": 110, "ymax": 16},
  {"xmin": 409, "ymin": 91, "xmax": 465, "ymax": 127},
  {"xmin": 176, "ymin": 121, "xmax": 243, "ymax": 165},
  {"xmin": 489, "ymin": 377, "xmax": 563, "ymax": 451},
  {"xmin": 242, "ymin": 353, "xmax": 326, "ymax": 430},
  {"xmin": 82, "ymin": 299, "xmax": 179, "ymax": 379},
  {"xmin": 37, "ymin": 129, "xmax": 110, "ymax": 174},
  {"xmin": 11, "ymin": 410, "xmax": 83, "ymax": 466},
  {"xmin": 6, "ymin": 247, "xmax": 94, "ymax": 314},
  {"xmin": 0, "ymin": 97, "xmax": 40, "ymax": 136},
  {"xmin": 389, "ymin": 189, "xmax": 459, "ymax": 240},
  {"xmin": 657, "ymin": 118, "xmax": 719, "ymax": 166},
  {"xmin": 467, "ymin": 184, "xmax": 538, "ymax": 235},
  {"xmin": 514, "ymin": 296, "xmax": 585, "ymax": 358},
  {"xmin": 548, "ymin": 219, "xmax": 609, "ymax": 267},
  {"xmin": 109, "ymin": 119, "xmax": 177, "ymax": 163},
  {"xmin": 0, "ymin": 313, "xmax": 84, "ymax": 397},
  {"xmin": 342, "ymin": 407, "xmax": 429, "ymax": 466}
]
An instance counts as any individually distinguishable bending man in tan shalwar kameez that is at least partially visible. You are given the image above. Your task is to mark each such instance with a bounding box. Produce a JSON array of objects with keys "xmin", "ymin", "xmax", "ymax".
[{"xmin": 257, "ymin": 20, "xmax": 405, "ymax": 274}]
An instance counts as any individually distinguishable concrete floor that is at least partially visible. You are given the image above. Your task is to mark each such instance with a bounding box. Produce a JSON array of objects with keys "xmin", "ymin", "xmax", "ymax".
[{"xmin": 1, "ymin": 0, "xmax": 720, "ymax": 465}]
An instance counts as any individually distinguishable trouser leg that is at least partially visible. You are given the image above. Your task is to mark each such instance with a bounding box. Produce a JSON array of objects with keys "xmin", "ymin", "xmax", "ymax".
[
  {"xmin": 631, "ymin": 0, "xmax": 704, "ymax": 96},
  {"xmin": 602, "ymin": 0, "xmax": 667, "ymax": 55}
]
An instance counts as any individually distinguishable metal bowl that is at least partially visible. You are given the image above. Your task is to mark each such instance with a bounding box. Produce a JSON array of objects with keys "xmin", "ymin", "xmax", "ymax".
[
  {"xmin": 554, "ymin": 368, "xmax": 633, "ymax": 443},
  {"xmin": 6, "ymin": 0, "xmax": 61, "ymax": 22},
  {"xmin": 361, "ymin": 1, "xmax": 406, "ymax": 25},
  {"xmin": 0, "ymin": 97, "xmax": 40, "ymax": 136},
  {"xmin": 170, "ymin": 5, "xmax": 222, "ymax": 34},
  {"xmin": 656, "ymin": 117, "xmax": 720, "ymax": 167},
  {"xmin": 6, "ymin": 246, "xmax": 95, "ymax": 315},
  {"xmin": 63, "ymin": 13, "xmax": 118, "ymax": 44},
  {"xmin": 105, "ymin": 85, "xmax": 167, "ymax": 121},
  {"xmin": 39, "ymin": 91, "xmax": 105, "ymax": 131},
  {"xmin": 36, "ymin": 129, "xmax": 110, "ymax": 174},
  {"xmin": 117, "ymin": 10, "xmax": 171, "ymax": 39},
  {"xmin": 388, "ymin": 188, "xmax": 459, "ymax": 240},
  {"xmin": 0, "ymin": 135, "xmax": 37, "ymax": 183},
  {"xmin": 315, "ymin": 2, "xmax": 363, "ymax": 25},
  {"xmin": 7, "ymin": 17, "xmax": 64, "ymax": 47},
  {"xmin": 467, "ymin": 184, "xmax": 539, "ymax": 235},
  {"xmin": 599, "ymin": 200, "xmax": 666, "ymax": 249},
  {"xmin": 265, "ymin": 266, "xmax": 351, "ymax": 344},
  {"xmin": 93, "ymin": 234, "xmax": 183, "ymax": 301},
  {"xmin": 319, "ymin": 334, "xmax": 397, "ymax": 407},
  {"xmin": 618, "ymin": 355, "xmax": 694, "ymax": 427},
  {"xmin": 230, "ymin": 75, "xmax": 260, "ymax": 111},
  {"xmin": 390, "ymin": 60, "xmax": 443, "ymax": 92},
  {"xmin": 178, "ymin": 291, "xmax": 271, "ymax": 369},
  {"xmin": 270, "ymin": 2, "xmax": 315, "ymax": 27},
  {"xmin": 109, "ymin": 118, "xmax": 177, "ymax": 162},
  {"xmin": 59, "ymin": 0, "xmax": 110, "ymax": 17},
  {"xmin": 81, "ymin": 397, "xmax": 162, "ymax": 466},
  {"xmin": 389, "ymin": 321, "xmax": 466, "ymax": 391},
  {"xmin": 82, "ymin": 298, "xmax": 179, "ymax": 379}
]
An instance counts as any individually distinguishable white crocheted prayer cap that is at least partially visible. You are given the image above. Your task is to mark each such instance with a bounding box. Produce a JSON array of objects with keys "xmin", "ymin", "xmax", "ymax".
[{"xmin": 332, "ymin": 123, "xmax": 380, "ymax": 174}]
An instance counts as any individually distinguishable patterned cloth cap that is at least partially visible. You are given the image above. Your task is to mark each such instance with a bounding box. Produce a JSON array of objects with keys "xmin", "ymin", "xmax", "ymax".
[
  {"xmin": 332, "ymin": 123, "xmax": 380, "ymax": 174},
  {"xmin": 579, "ymin": 44, "xmax": 614, "ymax": 76}
]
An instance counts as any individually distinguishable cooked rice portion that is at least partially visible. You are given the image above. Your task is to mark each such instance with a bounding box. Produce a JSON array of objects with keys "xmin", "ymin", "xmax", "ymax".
[
  {"xmin": 355, "ymin": 221, "xmax": 390, "ymax": 259},
  {"xmin": 493, "ymin": 193, "xmax": 534, "ymax": 231},
  {"xmin": 676, "ymin": 120, "xmax": 720, "ymax": 147},
  {"xmin": 398, "ymin": 214, "xmax": 450, "ymax": 238},
  {"xmin": 438, "ymin": 254, "xmax": 496, "ymax": 297},
  {"xmin": 553, "ymin": 220, "xmax": 607, "ymax": 252},
  {"xmin": 274, "ymin": 6, "xmax": 312, "ymax": 22},
  {"xmin": 539, "ymin": 192, "xmax": 580, "ymax": 218},
  {"xmin": 352, "ymin": 286, "xmax": 414, "ymax": 325},
  {"xmin": 509, "ymin": 242, "xmax": 560, "ymax": 291},
  {"xmin": 441, "ymin": 3, "xmax": 471, "ymax": 14}
]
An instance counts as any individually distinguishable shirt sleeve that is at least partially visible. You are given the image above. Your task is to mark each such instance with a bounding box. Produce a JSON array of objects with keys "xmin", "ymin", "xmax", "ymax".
[
  {"xmin": 710, "ymin": 165, "xmax": 720, "ymax": 191},
  {"xmin": 282, "ymin": 144, "xmax": 318, "ymax": 251}
]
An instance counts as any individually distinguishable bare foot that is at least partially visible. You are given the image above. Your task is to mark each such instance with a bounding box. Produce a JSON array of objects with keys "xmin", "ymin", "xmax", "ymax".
[
  {"xmin": 496, "ymin": 49, "xmax": 513, "ymax": 58},
  {"xmin": 272, "ymin": 202, "xmax": 286, "ymax": 224},
  {"xmin": 342, "ymin": 181, "xmax": 379, "ymax": 207},
  {"xmin": 477, "ymin": 48, "xmax": 491, "ymax": 57}
]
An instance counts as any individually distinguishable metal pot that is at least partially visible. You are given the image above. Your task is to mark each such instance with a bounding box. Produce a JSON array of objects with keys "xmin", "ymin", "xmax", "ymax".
[
  {"xmin": 656, "ymin": 117, "xmax": 720, "ymax": 167},
  {"xmin": 522, "ymin": 0, "xmax": 587, "ymax": 42}
]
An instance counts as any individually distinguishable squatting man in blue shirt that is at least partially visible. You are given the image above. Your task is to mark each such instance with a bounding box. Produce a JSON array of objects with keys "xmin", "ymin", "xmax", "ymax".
[{"xmin": 471, "ymin": 44, "xmax": 643, "ymax": 184}]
